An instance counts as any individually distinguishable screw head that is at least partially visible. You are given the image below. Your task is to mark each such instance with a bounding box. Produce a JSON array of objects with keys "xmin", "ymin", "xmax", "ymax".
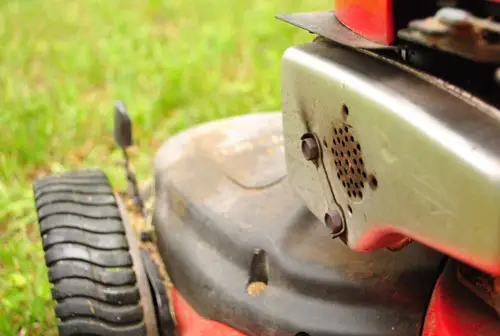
[
  {"xmin": 140, "ymin": 231, "xmax": 154, "ymax": 242},
  {"xmin": 435, "ymin": 7, "xmax": 469, "ymax": 26},
  {"xmin": 301, "ymin": 135, "xmax": 319, "ymax": 161},
  {"xmin": 324, "ymin": 210, "xmax": 344, "ymax": 237}
]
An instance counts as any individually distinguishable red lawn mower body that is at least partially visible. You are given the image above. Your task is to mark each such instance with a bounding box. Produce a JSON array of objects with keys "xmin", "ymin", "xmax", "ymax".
[
  {"xmin": 33, "ymin": 2, "xmax": 500, "ymax": 336},
  {"xmin": 161, "ymin": 2, "xmax": 500, "ymax": 335}
]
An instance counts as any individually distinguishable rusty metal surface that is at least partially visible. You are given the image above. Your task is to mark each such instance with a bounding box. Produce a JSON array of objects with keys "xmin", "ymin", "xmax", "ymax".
[
  {"xmin": 422, "ymin": 260, "xmax": 500, "ymax": 335},
  {"xmin": 458, "ymin": 263, "xmax": 500, "ymax": 317},
  {"xmin": 152, "ymin": 112, "xmax": 444, "ymax": 335},
  {"xmin": 281, "ymin": 40, "xmax": 500, "ymax": 275},
  {"xmin": 276, "ymin": 11, "xmax": 394, "ymax": 50},
  {"xmin": 398, "ymin": 7, "xmax": 500, "ymax": 63},
  {"xmin": 115, "ymin": 194, "xmax": 160, "ymax": 336}
]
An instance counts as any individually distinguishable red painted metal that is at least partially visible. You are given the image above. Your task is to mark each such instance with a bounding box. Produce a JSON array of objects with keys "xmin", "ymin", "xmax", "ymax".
[
  {"xmin": 171, "ymin": 287, "xmax": 247, "ymax": 336},
  {"xmin": 335, "ymin": 0, "xmax": 394, "ymax": 45},
  {"xmin": 422, "ymin": 262, "xmax": 500, "ymax": 336},
  {"xmin": 353, "ymin": 226, "xmax": 500, "ymax": 277}
]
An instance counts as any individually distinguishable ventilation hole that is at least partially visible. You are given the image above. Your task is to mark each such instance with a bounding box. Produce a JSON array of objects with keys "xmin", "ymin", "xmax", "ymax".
[
  {"xmin": 369, "ymin": 175, "xmax": 378, "ymax": 190},
  {"xmin": 353, "ymin": 148, "xmax": 357, "ymax": 155},
  {"xmin": 342, "ymin": 105, "xmax": 349, "ymax": 119},
  {"xmin": 323, "ymin": 139, "xmax": 328, "ymax": 147},
  {"xmin": 359, "ymin": 158, "xmax": 364, "ymax": 164},
  {"xmin": 341, "ymin": 140, "xmax": 346, "ymax": 146},
  {"xmin": 344, "ymin": 136, "xmax": 349, "ymax": 142},
  {"xmin": 345, "ymin": 126, "xmax": 349, "ymax": 132},
  {"xmin": 344, "ymin": 159, "xmax": 349, "ymax": 166},
  {"xmin": 354, "ymin": 182, "xmax": 359, "ymax": 188},
  {"xmin": 337, "ymin": 172, "xmax": 341, "ymax": 178},
  {"xmin": 334, "ymin": 129, "xmax": 338, "ymax": 135},
  {"xmin": 333, "ymin": 139, "xmax": 336, "ymax": 145},
  {"xmin": 362, "ymin": 172, "xmax": 367, "ymax": 178},
  {"xmin": 340, "ymin": 152, "xmax": 344, "ymax": 157},
  {"xmin": 347, "ymin": 151, "xmax": 351, "ymax": 157},
  {"xmin": 350, "ymin": 136, "xmax": 354, "ymax": 141},
  {"xmin": 347, "ymin": 205, "xmax": 353, "ymax": 215},
  {"xmin": 357, "ymin": 144, "xmax": 361, "ymax": 151},
  {"xmin": 350, "ymin": 167, "xmax": 355, "ymax": 174},
  {"xmin": 347, "ymin": 191, "xmax": 352, "ymax": 197},
  {"xmin": 357, "ymin": 168, "xmax": 362, "ymax": 174},
  {"xmin": 339, "ymin": 128, "xmax": 343, "ymax": 135},
  {"xmin": 360, "ymin": 181, "xmax": 365, "ymax": 188},
  {"xmin": 359, "ymin": 191, "xmax": 364, "ymax": 199},
  {"xmin": 352, "ymin": 190, "xmax": 357, "ymax": 198},
  {"xmin": 342, "ymin": 181, "xmax": 346, "ymax": 187},
  {"xmin": 349, "ymin": 178, "xmax": 353, "ymax": 184},
  {"xmin": 247, "ymin": 249, "xmax": 268, "ymax": 297},
  {"xmin": 353, "ymin": 158, "xmax": 357, "ymax": 164}
]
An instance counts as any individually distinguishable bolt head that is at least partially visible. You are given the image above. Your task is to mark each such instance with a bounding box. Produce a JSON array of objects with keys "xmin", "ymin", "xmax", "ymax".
[
  {"xmin": 409, "ymin": 18, "xmax": 450, "ymax": 36},
  {"xmin": 324, "ymin": 210, "xmax": 344, "ymax": 237},
  {"xmin": 435, "ymin": 7, "xmax": 469, "ymax": 26},
  {"xmin": 140, "ymin": 231, "xmax": 154, "ymax": 242},
  {"xmin": 301, "ymin": 136, "xmax": 319, "ymax": 161}
]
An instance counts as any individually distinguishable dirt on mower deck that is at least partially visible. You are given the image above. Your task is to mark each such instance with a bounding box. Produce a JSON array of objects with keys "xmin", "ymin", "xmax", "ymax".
[{"xmin": 120, "ymin": 181, "xmax": 173, "ymax": 290}]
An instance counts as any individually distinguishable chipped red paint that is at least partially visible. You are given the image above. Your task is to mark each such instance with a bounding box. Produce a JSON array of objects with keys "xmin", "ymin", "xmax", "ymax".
[
  {"xmin": 353, "ymin": 226, "xmax": 500, "ymax": 276},
  {"xmin": 171, "ymin": 288, "xmax": 247, "ymax": 336}
]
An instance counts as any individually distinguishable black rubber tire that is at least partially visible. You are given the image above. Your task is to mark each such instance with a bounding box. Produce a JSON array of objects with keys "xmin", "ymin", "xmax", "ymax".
[{"xmin": 33, "ymin": 169, "xmax": 146, "ymax": 336}]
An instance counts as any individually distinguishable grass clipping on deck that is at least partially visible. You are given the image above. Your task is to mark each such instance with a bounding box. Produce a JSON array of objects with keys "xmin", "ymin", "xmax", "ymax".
[{"xmin": 123, "ymin": 181, "xmax": 173, "ymax": 291}]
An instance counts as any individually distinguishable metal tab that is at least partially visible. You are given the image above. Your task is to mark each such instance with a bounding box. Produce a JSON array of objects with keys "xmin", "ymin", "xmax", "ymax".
[{"xmin": 276, "ymin": 11, "xmax": 394, "ymax": 50}]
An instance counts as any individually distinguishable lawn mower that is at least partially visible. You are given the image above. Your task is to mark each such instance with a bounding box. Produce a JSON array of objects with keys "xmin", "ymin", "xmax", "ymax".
[{"xmin": 32, "ymin": 1, "xmax": 500, "ymax": 335}]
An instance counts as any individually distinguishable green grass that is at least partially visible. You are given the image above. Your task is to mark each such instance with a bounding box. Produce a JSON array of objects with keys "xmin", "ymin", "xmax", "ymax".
[{"xmin": 0, "ymin": 0, "xmax": 328, "ymax": 334}]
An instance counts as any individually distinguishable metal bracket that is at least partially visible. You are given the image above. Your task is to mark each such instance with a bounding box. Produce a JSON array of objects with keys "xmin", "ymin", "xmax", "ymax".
[
  {"xmin": 276, "ymin": 11, "xmax": 395, "ymax": 50},
  {"xmin": 141, "ymin": 250, "xmax": 176, "ymax": 336},
  {"xmin": 398, "ymin": 7, "xmax": 500, "ymax": 64},
  {"xmin": 114, "ymin": 101, "xmax": 153, "ymax": 241}
]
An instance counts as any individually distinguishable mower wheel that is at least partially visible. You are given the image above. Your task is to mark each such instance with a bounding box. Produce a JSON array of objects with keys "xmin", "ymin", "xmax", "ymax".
[{"xmin": 33, "ymin": 169, "xmax": 146, "ymax": 336}]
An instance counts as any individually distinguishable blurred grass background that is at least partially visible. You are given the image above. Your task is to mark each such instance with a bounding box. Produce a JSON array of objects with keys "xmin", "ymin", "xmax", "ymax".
[{"xmin": 0, "ymin": 0, "xmax": 328, "ymax": 334}]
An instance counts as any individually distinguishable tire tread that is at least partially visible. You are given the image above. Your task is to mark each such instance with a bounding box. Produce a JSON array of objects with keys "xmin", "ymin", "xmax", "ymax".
[{"xmin": 33, "ymin": 170, "xmax": 146, "ymax": 336}]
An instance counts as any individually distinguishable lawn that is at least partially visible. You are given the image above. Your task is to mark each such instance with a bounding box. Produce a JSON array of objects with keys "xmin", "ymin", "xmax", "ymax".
[{"xmin": 0, "ymin": 0, "xmax": 328, "ymax": 334}]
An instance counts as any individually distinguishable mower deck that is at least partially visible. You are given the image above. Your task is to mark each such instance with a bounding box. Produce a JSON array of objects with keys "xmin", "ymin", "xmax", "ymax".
[{"xmin": 152, "ymin": 112, "xmax": 445, "ymax": 336}]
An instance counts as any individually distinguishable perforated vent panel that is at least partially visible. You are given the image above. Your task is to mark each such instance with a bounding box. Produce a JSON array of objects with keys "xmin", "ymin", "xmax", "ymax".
[{"xmin": 331, "ymin": 124, "xmax": 367, "ymax": 200}]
